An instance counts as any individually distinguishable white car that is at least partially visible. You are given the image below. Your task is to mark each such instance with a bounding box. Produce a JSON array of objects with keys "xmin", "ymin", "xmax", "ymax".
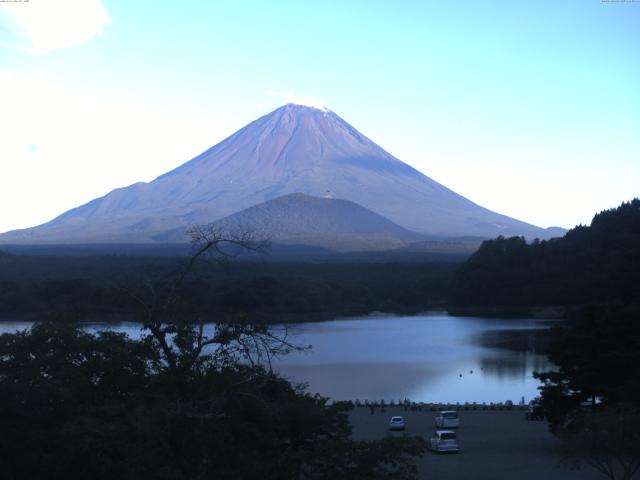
[
  {"xmin": 389, "ymin": 416, "xmax": 406, "ymax": 430},
  {"xmin": 434, "ymin": 410, "xmax": 459, "ymax": 428},
  {"xmin": 430, "ymin": 430, "xmax": 460, "ymax": 453}
]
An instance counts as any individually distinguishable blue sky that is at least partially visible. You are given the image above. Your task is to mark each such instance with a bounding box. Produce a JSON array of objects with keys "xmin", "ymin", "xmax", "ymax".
[{"xmin": 1, "ymin": 0, "xmax": 638, "ymax": 233}]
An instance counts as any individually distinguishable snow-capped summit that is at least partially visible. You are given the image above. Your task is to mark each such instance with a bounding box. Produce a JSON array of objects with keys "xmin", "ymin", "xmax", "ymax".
[
  {"xmin": 285, "ymin": 100, "xmax": 329, "ymax": 112},
  {"xmin": 265, "ymin": 90, "xmax": 330, "ymax": 112}
]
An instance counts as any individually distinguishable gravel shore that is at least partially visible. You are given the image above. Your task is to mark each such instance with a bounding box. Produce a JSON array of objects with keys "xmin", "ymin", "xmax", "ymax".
[{"xmin": 349, "ymin": 407, "xmax": 601, "ymax": 480}]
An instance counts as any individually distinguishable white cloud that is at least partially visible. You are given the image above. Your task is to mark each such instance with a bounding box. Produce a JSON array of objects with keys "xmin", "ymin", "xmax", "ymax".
[
  {"xmin": 0, "ymin": 0, "xmax": 111, "ymax": 54},
  {"xmin": 265, "ymin": 90, "xmax": 329, "ymax": 111}
]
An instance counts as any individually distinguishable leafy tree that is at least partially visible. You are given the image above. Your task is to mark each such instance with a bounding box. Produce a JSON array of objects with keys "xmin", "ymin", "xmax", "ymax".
[
  {"xmin": 535, "ymin": 303, "xmax": 640, "ymax": 430},
  {"xmin": 560, "ymin": 407, "xmax": 640, "ymax": 480},
  {"xmin": 533, "ymin": 301, "xmax": 640, "ymax": 480},
  {"xmin": 0, "ymin": 321, "xmax": 153, "ymax": 480}
]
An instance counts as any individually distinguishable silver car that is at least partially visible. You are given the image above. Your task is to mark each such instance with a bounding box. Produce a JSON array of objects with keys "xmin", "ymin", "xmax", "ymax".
[
  {"xmin": 434, "ymin": 410, "xmax": 459, "ymax": 428},
  {"xmin": 430, "ymin": 430, "xmax": 460, "ymax": 453}
]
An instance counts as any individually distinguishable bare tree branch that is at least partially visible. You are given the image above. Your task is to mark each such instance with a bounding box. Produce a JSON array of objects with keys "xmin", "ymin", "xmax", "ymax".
[{"xmin": 116, "ymin": 224, "xmax": 306, "ymax": 382}]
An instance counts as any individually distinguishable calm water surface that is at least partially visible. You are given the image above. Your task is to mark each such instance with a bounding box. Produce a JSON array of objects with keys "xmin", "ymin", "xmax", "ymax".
[{"xmin": 0, "ymin": 313, "xmax": 553, "ymax": 403}]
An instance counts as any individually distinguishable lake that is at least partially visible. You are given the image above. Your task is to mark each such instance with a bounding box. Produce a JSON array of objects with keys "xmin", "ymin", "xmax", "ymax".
[{"xmin": 0, "ymin": 313, "xmax": 554, "ymax": 403}]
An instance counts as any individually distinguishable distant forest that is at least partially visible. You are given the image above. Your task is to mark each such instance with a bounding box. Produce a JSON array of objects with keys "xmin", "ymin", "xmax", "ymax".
[
  {"xmin": 1, "ymin": 199, "xmax": 638, "ymax": 323},
  {"xmin": 0, "ymin": 255, "xmax": 454, "ymax": 323}
]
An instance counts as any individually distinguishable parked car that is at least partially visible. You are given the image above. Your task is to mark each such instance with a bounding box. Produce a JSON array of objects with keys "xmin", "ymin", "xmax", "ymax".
[
  {"xmin": 389, "ymin": 416, "xmax": 406, "ymax": 430},
  {"xmin": 429, "ymin": 430, "xmax": 460, "ymax": 453},
  {"xmin": 434, "ymin": 410, "xmax": 459, "ymax": 428}
]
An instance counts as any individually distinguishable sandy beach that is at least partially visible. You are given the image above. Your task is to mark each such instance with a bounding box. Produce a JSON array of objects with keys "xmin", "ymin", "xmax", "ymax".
[{"xmin": 349, "ymin": 406, "xmax": 601, "ymax": 480}]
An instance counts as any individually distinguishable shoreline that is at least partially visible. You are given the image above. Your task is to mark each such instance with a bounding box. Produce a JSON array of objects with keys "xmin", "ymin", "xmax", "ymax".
[
  {"xmin": 342, "ymin": 401, "xmax": 530, "ymax": 411},
  {"xmin": 0, "ymin": 305, "xmax": 568, "ymax": 326},
  {"xmin": 447, "ymin": 305, "xmax": 567, "ymax": 319}
]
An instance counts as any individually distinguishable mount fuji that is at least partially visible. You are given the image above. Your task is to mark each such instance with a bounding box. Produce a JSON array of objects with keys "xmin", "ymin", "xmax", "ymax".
[{"xmin": 0, "ymin": 103, "xmax": 563, "ymax": 246}]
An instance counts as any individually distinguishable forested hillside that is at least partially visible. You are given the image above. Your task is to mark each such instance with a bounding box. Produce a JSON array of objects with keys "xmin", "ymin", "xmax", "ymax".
[
  {"xmin": 450, "ymin": 199, "xmax": 640, "ymax": 308},
  {"xmin": 0, "ymin": 256, "xmax": 453, "ymax": 323}
]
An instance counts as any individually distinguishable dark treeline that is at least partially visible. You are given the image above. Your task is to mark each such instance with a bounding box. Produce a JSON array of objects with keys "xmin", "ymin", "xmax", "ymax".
[
  {"xmin": 3, "ymin": 196, "xmax": 637, "ymax": 325},
  {"xmin": 3, "ymin": 200, "xmax": 639, "ymax": 323},
  {"xmin": 450, "ymin": 199, "xmax": 640, "ymax": 308},
  {"xmin": 0, "ymin": 255, "xmax": 455, "ymax": 322}
]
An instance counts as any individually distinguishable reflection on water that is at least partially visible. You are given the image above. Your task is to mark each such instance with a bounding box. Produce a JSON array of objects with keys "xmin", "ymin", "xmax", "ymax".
[
  {"xmin": 0, "ymin": 313, "xmax": 554, "ymax": 403},
  {"xmin": 473, "ymin": 328, "xmax": 553, "ymax": 381},
  {"xmin": 479, "ymin": 351, "xmax": 550, "ymax": 382},
  {"xmin": 472, "ymin": 328, "xmax": 553, "ymax": 354},
  {"xmin": 273, "ymin": 314, "xmax": 554, "ymax": 403}
]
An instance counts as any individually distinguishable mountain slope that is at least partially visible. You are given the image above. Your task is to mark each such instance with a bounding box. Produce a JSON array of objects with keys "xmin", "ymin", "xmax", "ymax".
[
  {"xmin": 157, "ymin": 193, "xmax": 425, "ymax": 251},
  {"xmin": 0, "ymin": 103, "xmax": 562, "ymax": 244}
]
